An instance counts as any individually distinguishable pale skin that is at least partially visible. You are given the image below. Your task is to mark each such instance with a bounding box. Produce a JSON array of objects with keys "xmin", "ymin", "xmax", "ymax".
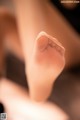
[
  {"xmin": 0, "ymin": 8, "xmax": 23, "ymax": 61},
  {"xmin": 0, "ymin": 6, "xmax": 68, "ymax": 120},
  {"xmin": 12, "ymin": 0, "xmax": 80, "ymax": 100},
  {"xmin": 0, "ymin": 6, "xmax": 65, "ymax": 101},
  {"xmin": 0, "ymin": 79, "xmax": 68, "ymax": 120},
  {"xmin": 0, "ymin": 5, "xmax": 68, "ymax": 120},
  {"xmin": 13, "ymin": 0, "xmax": 80, "ymax": 67},
  {"xmin": 0, "ymin": 0, "xmax": 80, "ymax": 119}
]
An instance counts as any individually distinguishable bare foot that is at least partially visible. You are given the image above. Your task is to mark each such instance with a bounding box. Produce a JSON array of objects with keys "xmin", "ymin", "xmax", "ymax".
[{"xmin": 27, "ymin": 32, "xmax": 65, "ymax": 101}]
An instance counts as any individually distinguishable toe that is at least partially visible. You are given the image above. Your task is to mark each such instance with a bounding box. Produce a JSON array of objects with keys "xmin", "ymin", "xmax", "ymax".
[{"xmin": 36, "ymin": 34, "xmax": 49, "ymax": 52}]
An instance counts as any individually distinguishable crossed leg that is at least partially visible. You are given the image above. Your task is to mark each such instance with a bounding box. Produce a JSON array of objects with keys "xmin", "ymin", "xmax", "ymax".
[
  {"xmin": 0, "ymin": 5, "xmax": 68, "ymax": 120},
  {"xmin": 13, "ymin": 0, "xmax": 65, "ymax": 101},
  {"xmin": 0, "ymin": 7, "xmax": 65, "ymax": 101}
]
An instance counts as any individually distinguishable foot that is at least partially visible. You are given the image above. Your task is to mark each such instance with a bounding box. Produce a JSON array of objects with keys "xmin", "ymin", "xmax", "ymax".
[{"xmin": 26, "ymin": 31, "xmax": 65, "ymax": 101}]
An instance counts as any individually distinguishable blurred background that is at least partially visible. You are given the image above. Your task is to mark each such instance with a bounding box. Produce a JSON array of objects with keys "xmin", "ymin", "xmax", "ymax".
[{"xmin": 0, "ymin": 0, "xmax": 80, "ymax": 120}]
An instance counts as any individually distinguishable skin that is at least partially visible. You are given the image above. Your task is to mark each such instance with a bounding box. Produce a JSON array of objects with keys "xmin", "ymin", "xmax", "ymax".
[
  {"xmin": 0, "ymin": 78, "xmax": 68, "ymax": 120},
  {"xmin": 1, "ymin": 9, "xmax": 65, "ymax": 101},
  {"xmin": 0, "ymin": 0, "xmax": 79, "ymax": 119},
  {"xmin": 26, "ymin": 32, "xmax": 65, "ymax": 100},
  {"xmin": 0, "ymin": 7, "xmax": 67, "ymax": 119},
  {"xmin": 13, "ymin": 0, "xmax": 80, "ymax": 68},
  {"xmin": 0, "ymin": 7, "xmax": 65, "ymax": 101},
  {"xmin": 0, "ymin": 8, "xmax": 23, "ymax": 61},
  {"xmin": 0, "ymin": 5, "xmax": 68, "ymax": 120},
  {"xmin": 12, "ymin": 0, "xmax": 80, "ymax": 100}
]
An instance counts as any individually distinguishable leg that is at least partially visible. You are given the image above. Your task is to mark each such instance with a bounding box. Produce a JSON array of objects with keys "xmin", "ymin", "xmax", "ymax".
[
  {"xmin": 13, "ymin": 0, "xmax": 65, "ymax": 101},
  {"xmin": 13, "ymin": 0, "xmax": 80, "ymax": 68},
  {"xmin": 0, "ymin": 7, "xmax": 23, "ymax": 60},
  {"xmin": 0, "ymin": 78, "xmax": 68, "ymax": 120}
]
